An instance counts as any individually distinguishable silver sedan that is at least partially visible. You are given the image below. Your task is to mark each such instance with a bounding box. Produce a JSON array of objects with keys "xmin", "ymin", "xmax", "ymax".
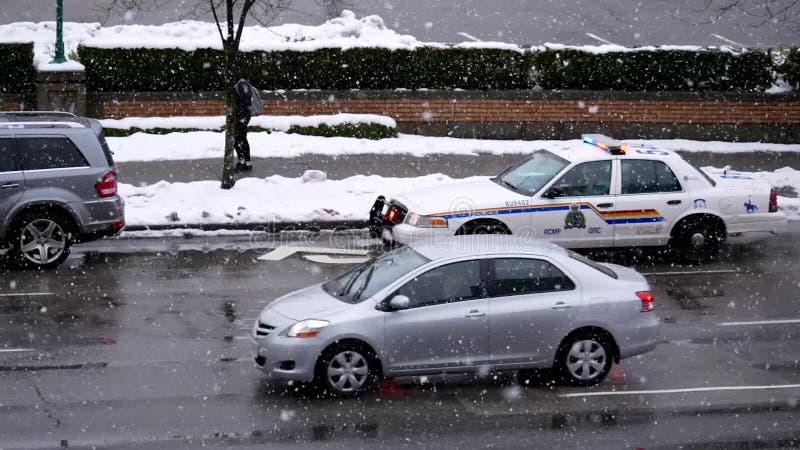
[{"xmin": 253, "ymin": 235, "xmax": 659, "ymax": 396}]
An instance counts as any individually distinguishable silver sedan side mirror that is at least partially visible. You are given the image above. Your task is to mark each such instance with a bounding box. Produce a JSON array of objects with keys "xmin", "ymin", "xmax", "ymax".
[{"xmin": 389, "ymin": 295, "xmax": 411, "ymax": 311}]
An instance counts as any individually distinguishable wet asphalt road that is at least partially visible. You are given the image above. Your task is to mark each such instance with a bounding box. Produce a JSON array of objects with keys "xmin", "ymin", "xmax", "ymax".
[{"xmin": 1, "ymin": 227, "xmax": 800, "ymax": 449}]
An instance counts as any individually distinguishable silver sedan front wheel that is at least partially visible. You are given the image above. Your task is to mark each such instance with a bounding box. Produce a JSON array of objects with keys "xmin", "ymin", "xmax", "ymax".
[
  {"xmin": 316, "ymin": 346, "xmax": 377, "ymax": 397},
  {"xmin": 326, "ymin": 350, "xmax": 369, "ymax": 393}
]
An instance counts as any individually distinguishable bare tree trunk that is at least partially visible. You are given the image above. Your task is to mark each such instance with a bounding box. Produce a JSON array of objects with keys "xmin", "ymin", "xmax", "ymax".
[{"xmin": 220, "ymin": 0, "xmax": 237, "ymax": 189}]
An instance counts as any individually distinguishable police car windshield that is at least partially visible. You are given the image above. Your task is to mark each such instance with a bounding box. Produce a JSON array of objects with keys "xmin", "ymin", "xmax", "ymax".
[{"xmin": 494, "ymin": 151, "xmax": 569, "ymax": 196}]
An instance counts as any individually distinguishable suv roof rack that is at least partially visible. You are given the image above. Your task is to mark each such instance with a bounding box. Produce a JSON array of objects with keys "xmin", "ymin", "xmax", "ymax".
[
  {"xmin": 0, "ymin": 111, "xmax": 77, "ymax": 118},
  {"xmin": 0, "ymin": 122, "xmax": 85, "ymax": 129}
]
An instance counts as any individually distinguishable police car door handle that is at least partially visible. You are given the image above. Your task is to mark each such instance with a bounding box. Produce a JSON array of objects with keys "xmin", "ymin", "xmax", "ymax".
[
  {"xmin": 464, "ymin": 310, "xmax": 486, "ymax": 318},
  {"xmin": 1, "ymin": 183, "xmax": 19, "ymax": 189},
  {"xmin": 667, "ymin": 200, "xmax": 682, "ymax": 205},
  {"xmin": 596, "ymin": 202, "xmax": 613, "ymax": 208},
  {"xmin": 551, "ymin": 302, "xmax": 572, "ymax": 310}
]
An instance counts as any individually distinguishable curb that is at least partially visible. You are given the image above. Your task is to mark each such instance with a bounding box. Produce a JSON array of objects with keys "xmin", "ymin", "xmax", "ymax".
[{"xmin": 123, "ymin": 220, "xmax": 369, "ymax": 233}]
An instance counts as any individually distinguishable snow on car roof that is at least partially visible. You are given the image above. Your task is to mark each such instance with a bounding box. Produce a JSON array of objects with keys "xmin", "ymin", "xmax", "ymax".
[
  {"xmin": 409, "ymin": 235, "xmax": 567, "ymax": 261},
  {"xmin": 542, "ymin": 139, "xmax": 685, "ymax": 164}
]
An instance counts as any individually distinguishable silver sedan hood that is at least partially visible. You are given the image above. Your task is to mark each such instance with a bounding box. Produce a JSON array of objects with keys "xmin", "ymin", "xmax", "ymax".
[{"xmin": 263, "ymin": 283, "xmax": 353, "ymax": 321}]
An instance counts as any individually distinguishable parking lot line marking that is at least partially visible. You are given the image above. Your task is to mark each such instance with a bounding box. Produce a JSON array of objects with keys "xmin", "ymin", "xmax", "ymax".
[
  {"xmin": 258, "ymin": 246, "xmax": 369, "ymax": 261},
  {"xmin": 641, "ymin": 269, "xmax": 741, "ymax": 276},
  {"xmin": 559, "ymin": 384, "xmax": 800, "ymax": 398},
  {"xmin": 718, "ymin": 319, "xmax": 800, "ymax": 326},
  {"xmin": 303, "ymin": 254, "xmax": 371, "ymax": 265},
  {"xmin": 0, "ymin": 349, "xmax": 35, "ymax": 353},
  {"xmin": 0, "ymin": 292, "xmax": 53, "ymax": 297}
]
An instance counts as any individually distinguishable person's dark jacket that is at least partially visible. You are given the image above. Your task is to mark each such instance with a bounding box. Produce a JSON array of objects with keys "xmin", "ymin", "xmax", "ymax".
[{"xmin": 234, "ymin": 79, "xmax": 252, "ymax": 120}]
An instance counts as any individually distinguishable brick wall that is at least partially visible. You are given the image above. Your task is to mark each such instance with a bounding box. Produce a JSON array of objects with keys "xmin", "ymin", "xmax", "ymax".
[
  {"xmin": 89, "ymin": 90, "xmax": 800, "ymax": 142},
  {"xmin": 1, "ymin": 101, "xmax": 22, "ymax": 111}
]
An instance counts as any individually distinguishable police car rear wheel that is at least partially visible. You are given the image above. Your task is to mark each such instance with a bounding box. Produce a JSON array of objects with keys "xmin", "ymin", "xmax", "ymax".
[{"xmin": 671, "ymin": 217, "xmax": 724, "ymax": 263}]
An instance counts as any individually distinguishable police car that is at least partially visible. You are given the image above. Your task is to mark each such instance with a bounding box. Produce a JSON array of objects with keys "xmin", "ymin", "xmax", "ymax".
[{"xmin": 368, "ymin": 135, "xmax": 787, "ymax": 262}]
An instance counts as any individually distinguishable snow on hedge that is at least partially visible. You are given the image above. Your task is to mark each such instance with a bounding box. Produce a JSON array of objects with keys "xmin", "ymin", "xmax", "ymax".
[
  {"xmin": 101, "ymin": 113, "xmax": 396, "ymax": 132},
  {"xmin": 1, "ymin": 10, "xmax": 759, "ymax": 71}
]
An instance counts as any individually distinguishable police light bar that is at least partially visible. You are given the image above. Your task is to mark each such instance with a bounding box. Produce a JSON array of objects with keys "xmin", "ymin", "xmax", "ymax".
[{"xmin": 582, "ymin": 134, "xmax": 629, "ymax": 155}]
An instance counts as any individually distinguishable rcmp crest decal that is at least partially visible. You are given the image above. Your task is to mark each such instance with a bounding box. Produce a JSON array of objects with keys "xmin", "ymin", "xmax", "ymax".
[{"xmin": 564, "ymin": 203, "xmax": 586, "ymax": 229}]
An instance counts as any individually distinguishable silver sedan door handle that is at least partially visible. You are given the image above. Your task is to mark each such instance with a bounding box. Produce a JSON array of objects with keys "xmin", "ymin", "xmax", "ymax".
[
  {"xmin": 1, "ymin": 183, "xmax": 20, "ymax": 189},
  {"xmin": 464, "ymin": 310, "xmax": 486, "ymax": 318},
  {"xmin": 551, "ymin": 302, "xmax": 572, "ymax": 310}
]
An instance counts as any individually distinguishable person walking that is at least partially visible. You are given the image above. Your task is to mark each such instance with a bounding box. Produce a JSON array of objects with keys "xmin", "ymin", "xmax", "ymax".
[{"xmin": 233, "ymin": 78, "xmax": 255, "ymax": 172}]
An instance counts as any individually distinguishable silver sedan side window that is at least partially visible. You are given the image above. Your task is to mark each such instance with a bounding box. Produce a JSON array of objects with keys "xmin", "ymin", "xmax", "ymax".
[
  {"xmin": 489, "ymin": 258, "xmax": 575, "ymax": 297},
  {"xmin": 394, "ymin": 260, "xmax": 488, "ymax": 308}
]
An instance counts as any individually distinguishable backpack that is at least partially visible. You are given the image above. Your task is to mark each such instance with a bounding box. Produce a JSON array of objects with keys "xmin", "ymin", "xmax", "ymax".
[{"xmin": 247, "ymin": 82, "xmax": 264, "ymax": 116}]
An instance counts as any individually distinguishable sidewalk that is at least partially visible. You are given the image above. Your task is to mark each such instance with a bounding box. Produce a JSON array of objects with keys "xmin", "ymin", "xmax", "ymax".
[{"xmin": 117, "ymin": 151, "xmax": 800, "ymax": 186}]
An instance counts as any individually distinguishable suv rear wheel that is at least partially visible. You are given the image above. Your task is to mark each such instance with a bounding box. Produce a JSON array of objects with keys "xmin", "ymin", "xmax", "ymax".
[{"xmin": 10, "ymin": 210, "xmax": 73, "ymax": 269}]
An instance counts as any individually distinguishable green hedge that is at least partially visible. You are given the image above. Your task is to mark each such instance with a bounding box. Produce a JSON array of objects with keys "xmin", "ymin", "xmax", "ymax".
[
  {"xmin": 780, "ymin": 48, "xmax": 800, "ymax": 89},
  {"xmin": 78, "ymin": 45, "xmax": 776, "ymax": 92},
  {"xmin": 102, "ymin": 122, "xmax": 396, "ymax": 140},
  {"xmin": 0, "ymin": 43, "xmax": 35, "ymax": 94}
]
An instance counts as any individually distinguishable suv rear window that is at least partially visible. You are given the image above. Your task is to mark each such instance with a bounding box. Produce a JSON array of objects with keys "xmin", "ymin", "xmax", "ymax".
[
  {"xmin": 567, "ymin": 251, "xmax": 618, "ymax": 279},
  {"xmin": 97, "ymin": 133, "xmax": 115, "ymax": 166},
  {"xmin": 18, "ymin": 137, "xmax": 89, "ymax": 170}
]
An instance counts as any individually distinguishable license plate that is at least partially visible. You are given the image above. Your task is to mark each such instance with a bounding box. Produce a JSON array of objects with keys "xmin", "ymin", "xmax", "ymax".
[{"xmin": 381, "ymin": 204, "xmax": 389, "ymax": 215}]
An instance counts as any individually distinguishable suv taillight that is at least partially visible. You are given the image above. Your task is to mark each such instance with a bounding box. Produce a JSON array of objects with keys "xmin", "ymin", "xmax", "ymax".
[
  {"xmin": 769, "ymin": 188, "xmax": 778, "ymax": 213},
  {"xmin": 636, "ymin": 291, "xmax": 655, "ymax": 312},
  {"xmin": 95, "ymin": 171, "xmax": 117, "ymax": 198}
]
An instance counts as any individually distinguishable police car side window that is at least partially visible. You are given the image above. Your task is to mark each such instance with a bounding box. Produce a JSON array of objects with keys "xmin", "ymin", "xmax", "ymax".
[
  {"xmin": 621, "ymin": 160, "xmax": 682, "ymax": 194},
  {"xmin": 551, "ymin": 161, "xmax": 612, "ymax": 197}
]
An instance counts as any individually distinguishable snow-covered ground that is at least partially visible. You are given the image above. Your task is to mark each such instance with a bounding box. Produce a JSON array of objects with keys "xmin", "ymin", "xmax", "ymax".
[
  {"xmin": 119, "ymin": 166, "xmax": 800, "ymax": 228},
  {"xmin": 108, "ymin": 131, "xmax": 800, "ymax": 162}
]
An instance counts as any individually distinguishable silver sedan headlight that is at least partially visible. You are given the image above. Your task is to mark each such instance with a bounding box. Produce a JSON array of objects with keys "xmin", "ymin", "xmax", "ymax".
[{"xmin": 406, "ymin": 212, "xmax": 449, "ymax": 228}]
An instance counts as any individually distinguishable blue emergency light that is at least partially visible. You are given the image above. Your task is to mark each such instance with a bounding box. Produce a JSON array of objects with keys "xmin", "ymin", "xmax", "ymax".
[{"xmin": 582, "ymin": 134, "xmax": 628, "ymax": 155}]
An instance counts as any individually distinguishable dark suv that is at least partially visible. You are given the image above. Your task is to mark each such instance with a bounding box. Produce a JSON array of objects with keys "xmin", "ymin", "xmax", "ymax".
[{"xmin": 0, "ymin": 112, "xmax": 125, "ymax": 269}]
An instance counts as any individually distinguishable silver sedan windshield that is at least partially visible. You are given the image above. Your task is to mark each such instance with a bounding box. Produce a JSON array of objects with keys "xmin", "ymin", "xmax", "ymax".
[{"xmin": 323, "ymin": 246, "xmax": 430, "ymax": 303}]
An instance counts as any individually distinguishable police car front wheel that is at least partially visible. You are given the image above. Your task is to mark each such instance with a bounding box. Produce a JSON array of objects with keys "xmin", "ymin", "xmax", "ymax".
[{"xmin": 458, "ymin": 220, "xmax": 510, "ymax": 236}]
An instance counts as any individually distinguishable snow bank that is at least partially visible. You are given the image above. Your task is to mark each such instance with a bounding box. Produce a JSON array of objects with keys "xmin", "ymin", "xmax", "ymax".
[
  {"xmin": 120, "ymin": 174, "xmax": 484, "ymax": 226},
  {"xmin": 120, "ymin": 168, "xmax": 800, "ymax": 227},
  {"xmin": 107, "ymin": 132, "xmax": 800, "ymax": 163},
  {"xmin": 101, "ymin": 113, "xmax": 396, "ymax": 132}
]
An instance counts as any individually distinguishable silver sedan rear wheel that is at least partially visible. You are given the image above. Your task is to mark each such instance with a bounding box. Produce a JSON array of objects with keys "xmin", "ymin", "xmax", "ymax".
[
  {"xmin": 566, "ymin": 339, "xmax": 607, "ymax": 381},
  {"xmin": 557, "ymin": 333, "xmax": 614, "ymax": 386}
]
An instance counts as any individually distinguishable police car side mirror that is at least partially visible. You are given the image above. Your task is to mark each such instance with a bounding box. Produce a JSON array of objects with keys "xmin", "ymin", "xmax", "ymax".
[{"xmin": 542, "ymin": 187, "xmax": 563, "ymax": 199}]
